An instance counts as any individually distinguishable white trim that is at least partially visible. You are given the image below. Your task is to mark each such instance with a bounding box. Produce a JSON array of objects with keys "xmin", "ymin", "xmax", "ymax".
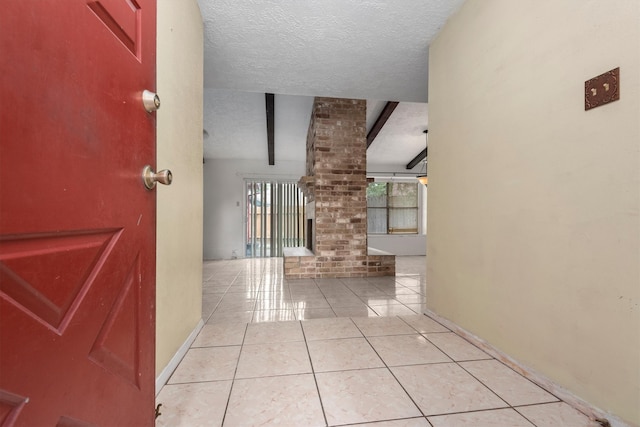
[
  {"xmin": 155, "ymin": 318, "xmax": 205, "ymax": 396},
  {"xmin": 421, "ymin": 308, "xmax": 633, "ymax": 427}
]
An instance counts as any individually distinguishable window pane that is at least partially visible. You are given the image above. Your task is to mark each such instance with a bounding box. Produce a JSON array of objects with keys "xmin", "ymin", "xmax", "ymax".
[
  {"xmin": 366, "ymin": 181, "xmax": 419, "ymax": 234},
  {"xmin": 367, "ymin": 208, "xmax": 387, "ymax": 233},
  {"xmin": 389, "ymin": 208, "xmax": 418, "ymax": 233},
  {"xmin": 388, "ymin": 182, "xmax": 417, "ymax": 207},
  {"xmin": 366, "ymin": 182, "xmax": 387, "ymax": 207}
]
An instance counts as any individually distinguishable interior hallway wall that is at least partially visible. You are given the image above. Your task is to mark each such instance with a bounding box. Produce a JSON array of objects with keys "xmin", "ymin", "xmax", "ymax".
[
  {"xmin": 155, "ymin": 0, "xmax": 204, "ymax": 376},
  {"xmin": 427, "ymin": 0, "xmax": 639, "ymax": 425}
]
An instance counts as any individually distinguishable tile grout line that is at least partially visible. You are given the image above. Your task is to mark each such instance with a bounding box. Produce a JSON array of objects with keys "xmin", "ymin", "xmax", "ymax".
[
  {"xmin": 300, "ymin": 319, "xmax": 330, "ymax": 427},
  {"xmin": 455, "ymin": 357, "xmax": 560, "ymax": 422},
  {"xmin": 511, "ymin": 402, "xmax": 575, "ymax": 427},
  {"xmin": 317, "ymin": 278, "xmax": 357, "ymax": 319},
  {"xmin": 340, "ymin": 280, "xmax": 374, "ymax": 301},
  {"xmin": 425, "ymin": 407, "xmax": 533, "ymax": 423},
  {"xmin": 352, "ymin": 315, "xmax": 430, "ymax": 422},
  {"xmin": 395, "ymin": 315, "xmax": 516, "ymax": 421},
  {"xmin": 417, "ymin": 295, "xmax": 568, "ymax": 411},
  {"xmin": 454, "ymin": 358, "xmax": 527, "ymax": 416},
  {"xmin": 219, "ymin": 317, "xmax": 250, "ymax": 426},
  {"xmin": 203, "ymin": 270, "xmax": 241, "ymax": 324}
]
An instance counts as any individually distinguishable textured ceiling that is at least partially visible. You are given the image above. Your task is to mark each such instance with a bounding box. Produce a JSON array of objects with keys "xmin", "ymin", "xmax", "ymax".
[
  {"xmin": 203, "ymin": 90, "xmax": 313, "ymax": 162},
  {"xmin": 198, "ymin": 0, "xmax": 462, "ymax": 167},
  {"xmin": 197, "ymin": 0, "xmax": 465, "ymax": 102}
]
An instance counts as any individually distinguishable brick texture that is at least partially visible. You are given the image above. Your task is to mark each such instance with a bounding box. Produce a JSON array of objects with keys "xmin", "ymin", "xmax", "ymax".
[{"xmin": 286, "ymin": 97, "xmax": 395, "ymax": 279}]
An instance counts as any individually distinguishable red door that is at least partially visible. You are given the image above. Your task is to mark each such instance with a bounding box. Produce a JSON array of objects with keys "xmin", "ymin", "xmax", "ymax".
[{"xmin": 0, "ymin": 0, "xmax": 157, "ymax": 425}]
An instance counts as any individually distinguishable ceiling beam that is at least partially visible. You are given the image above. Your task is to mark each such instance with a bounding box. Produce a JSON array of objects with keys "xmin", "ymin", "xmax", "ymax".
[
  {"xmin": 366, "ymin": 101, "xmax": 399, "ymax": 148},
  {"xmin": 406, "ymin": 129, "xmax": 428, "ymax": 169},
  {"xmin": 265, "ymin": 93, "xmax": 275, "ymax": 165},
  {"xmin": 405, "ymin": 148, "xmax": 427, "ymax": 169}
]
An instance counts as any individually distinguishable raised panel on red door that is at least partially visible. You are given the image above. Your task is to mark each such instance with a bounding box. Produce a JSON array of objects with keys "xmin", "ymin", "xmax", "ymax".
[{"xmin": 0, "ymin": 0, "xmax": 157, "ymax": 425}]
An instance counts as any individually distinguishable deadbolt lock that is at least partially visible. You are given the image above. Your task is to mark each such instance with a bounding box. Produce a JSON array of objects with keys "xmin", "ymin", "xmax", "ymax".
[{"xmin": 142, "ymin": 90, "xmax": 161, "ymax": 112}]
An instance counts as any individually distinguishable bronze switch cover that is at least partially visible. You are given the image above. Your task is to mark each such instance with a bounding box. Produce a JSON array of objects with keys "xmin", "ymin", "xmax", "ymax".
[{"xmin": 585, "ymin": 67, "xmax": 620, "ymax": 110}]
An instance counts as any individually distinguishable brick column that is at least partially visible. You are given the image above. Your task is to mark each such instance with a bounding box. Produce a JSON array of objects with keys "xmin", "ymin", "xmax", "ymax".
[
  {"xmin": 285, "ymin": 96, "xmax": 394, "ymax": 278},
  {"xmin": 311, "ymin": 97, "xmax": 367, "ymax": 259}
]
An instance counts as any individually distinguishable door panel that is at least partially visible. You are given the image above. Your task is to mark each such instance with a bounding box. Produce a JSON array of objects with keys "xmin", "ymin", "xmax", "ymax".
[
  {"xmin": 0, "ymin": 0, "xmax": 157, "ymax": 425},
  {"xmin": 87, "ymin": 0, "xmax": 142, "ymax": 57},
  {"xmin": 0, "ymin": 230, "xmax": 120, "ymax": 332}
]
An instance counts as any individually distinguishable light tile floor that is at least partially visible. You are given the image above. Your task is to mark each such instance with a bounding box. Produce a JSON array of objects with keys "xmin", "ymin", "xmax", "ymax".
[{"xmin": 156, "ymin": 257, "xmax": 599, "ymax": 427}]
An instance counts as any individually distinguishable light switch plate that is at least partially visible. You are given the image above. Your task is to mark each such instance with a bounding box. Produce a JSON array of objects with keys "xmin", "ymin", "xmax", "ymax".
[{"xmin": 585, "ymin": 67, "xmax": 620, "ymax": 110}]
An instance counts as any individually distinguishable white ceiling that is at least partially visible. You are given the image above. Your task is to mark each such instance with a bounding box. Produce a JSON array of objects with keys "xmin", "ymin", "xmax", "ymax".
[{"xmin": 197, "ymin": 0, "xmax": 463, "ymax": 168}]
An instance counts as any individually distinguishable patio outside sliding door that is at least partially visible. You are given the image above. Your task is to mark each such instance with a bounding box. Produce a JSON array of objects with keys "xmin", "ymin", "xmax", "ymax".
[{"xmin": 245, "ymin": 180, "xmax": 306, "ymax": 258}]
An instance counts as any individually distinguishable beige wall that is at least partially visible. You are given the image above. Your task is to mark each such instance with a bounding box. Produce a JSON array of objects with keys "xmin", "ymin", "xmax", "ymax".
[
  {"xmin": 156, "ymin": 0, "xmax": 203, "ymax": 376},
  {"xmin": 427, "ymin": 1, "xmax": 639, "ymax": 425}
]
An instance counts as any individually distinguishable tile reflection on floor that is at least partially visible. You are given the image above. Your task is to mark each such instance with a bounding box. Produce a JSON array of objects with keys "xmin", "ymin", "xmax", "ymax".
[
  {"xmin": 156, "ymin": 257, "xmax": 599, "ymax": 427},
  {"xmin": 201, "ymin": 256, "xmax": 429, "ymax": 323}
]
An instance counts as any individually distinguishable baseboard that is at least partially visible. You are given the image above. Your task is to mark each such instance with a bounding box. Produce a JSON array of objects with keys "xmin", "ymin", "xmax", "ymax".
[
  {"xmin": 155, "ymin": 318, "xmax": 205, "ymax": 396},
  {"xmin": 421, "ymin": 308, "xmax": 634, "ymax": 427}
]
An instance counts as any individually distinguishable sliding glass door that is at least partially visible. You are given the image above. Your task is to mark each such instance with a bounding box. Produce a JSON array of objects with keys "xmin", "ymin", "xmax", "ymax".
[{"xmin": 245, "ymin": 180, "xmax": 306, "ymax": 257}]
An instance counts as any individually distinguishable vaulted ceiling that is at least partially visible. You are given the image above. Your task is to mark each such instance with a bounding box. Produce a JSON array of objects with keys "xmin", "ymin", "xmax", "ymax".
[{"xmin": 197, "ymin": 0, "xmax": 465, "ymax": 169}]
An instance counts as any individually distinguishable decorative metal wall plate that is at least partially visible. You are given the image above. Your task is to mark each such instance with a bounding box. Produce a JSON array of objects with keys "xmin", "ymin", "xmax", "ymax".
[{"xmin": 585, "ymin": 67, "xmax": 620, "ymax": 110}]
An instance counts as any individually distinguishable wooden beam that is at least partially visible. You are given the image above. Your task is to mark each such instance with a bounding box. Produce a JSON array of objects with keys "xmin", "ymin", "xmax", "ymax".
[
  {"xmin": 406, "ymin": 148, "xmax": 427, "ymax": 169},
  {"xmin": 265, "ymin": 93, "xmax": 275, "ymax": 165},
  {"xmin": 366, "ymin": 101, "xmax": 399, "ymax": 148},
  {"xmin": 406, "ymin": 130, "xmax": 429, "ymax": 169}
]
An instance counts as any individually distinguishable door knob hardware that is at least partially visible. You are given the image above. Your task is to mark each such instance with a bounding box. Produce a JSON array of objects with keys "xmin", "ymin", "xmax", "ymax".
[
  {"xmin": 142, "ymin": 90, "xmax": 161, "ymax": 112},
  {"xmin": 142, "ymin": 165, "xmax": 172, "ymax": 190}
]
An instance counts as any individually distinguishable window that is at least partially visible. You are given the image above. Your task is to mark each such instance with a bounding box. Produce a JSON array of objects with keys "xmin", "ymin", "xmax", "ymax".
[{"xmin": 367, "ymin": 182, "xmax": 418, "ymax": 234}]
